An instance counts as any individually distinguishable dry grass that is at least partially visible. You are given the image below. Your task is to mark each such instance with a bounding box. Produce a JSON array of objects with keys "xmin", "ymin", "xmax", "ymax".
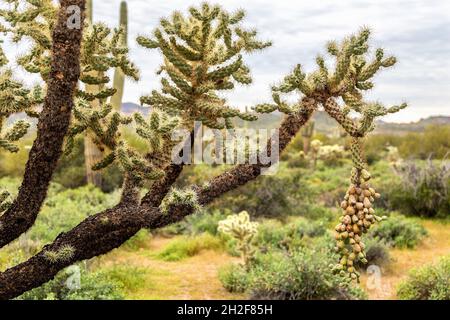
[
  {"xmin": 361, "ymin": 220, "xmax": 450, "ymax": 299},
  {"xmin": 95, "ymin": 220, "xmax": 449, "ymax": 300},
  {"xmin": 96, "ymin": 236, "xmax": 245, "ymax": 300}
]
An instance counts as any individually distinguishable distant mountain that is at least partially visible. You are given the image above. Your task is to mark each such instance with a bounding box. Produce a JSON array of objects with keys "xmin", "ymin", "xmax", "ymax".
[
  {"xmin": 120, "ymin": 102, "xmax": 450, "ymax": 135},
  {"xmin": 8, "ymin": 102, "xmax": 446, "ymax": 137},
  {"xmin": 374, "ymin": 116, "xmax": 450, "ymax": 134}
]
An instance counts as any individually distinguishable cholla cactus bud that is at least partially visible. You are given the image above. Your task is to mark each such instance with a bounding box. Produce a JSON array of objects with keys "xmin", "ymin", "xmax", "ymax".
[
  {"xmin": 218, "ymin": 211, "xmax": 258, "ymax": 267},
  {"xmin": 160, "ymin": 188, "xmax": 201, "ymax": 214},
  {"xmin": 43, "ymin": 245, "xmax": 76, "ymax": 264},
  {"xmin": 333, "ymin": 183, "xmax": 386, "ymax": 281},
  {"xmin": 0, "ymin": 190, "xmax": 12, "ymax": 213}
]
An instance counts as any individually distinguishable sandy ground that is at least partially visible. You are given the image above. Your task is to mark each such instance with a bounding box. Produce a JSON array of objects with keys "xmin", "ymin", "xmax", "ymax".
[
  {"xmin": 97, "ymin": 220, "xmax": 449, "ymax": 300},
  {"xmin": 360, "ymin": 220, "xmax": 450, "ymax": 299}
]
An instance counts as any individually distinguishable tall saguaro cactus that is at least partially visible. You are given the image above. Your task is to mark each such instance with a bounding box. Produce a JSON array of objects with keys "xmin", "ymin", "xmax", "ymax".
[
  {"xmin": 110, "ymin": 1, "xmax": 128, "ymax": 111},
  {"xmin": 301, "ymin": 120, "xmax": 315, "ymax": 154},
  {"xmin": 83, "ymin": 0, "xmax": 104, "ymax": 187}
]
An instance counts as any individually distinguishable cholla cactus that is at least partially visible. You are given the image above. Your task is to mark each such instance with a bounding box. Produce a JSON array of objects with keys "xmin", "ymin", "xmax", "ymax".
[
  {"xmin": 218, "ymin": 211, "xmax": 258, "ymax": 267},
  {"xmin": 0, "ymin": 65, "xmax": 42, "ymax": 153},
  {"xmin": 1, "ymin": 0, "xmax": 140, "ymax": 186},
  {"xmin": 255, "ymin": 28, "xmax": 406, "ymax": 280},
  {"xmin": 43, "ymin": 245, "xmax": 76, "ymax": 264},
  {"xmin": 137, "ymin": 2, "xmax": 271, "ymax": 130},
  {"xmin": 318, "ymin": 144, "xmax": 346, "ymax": 167}
]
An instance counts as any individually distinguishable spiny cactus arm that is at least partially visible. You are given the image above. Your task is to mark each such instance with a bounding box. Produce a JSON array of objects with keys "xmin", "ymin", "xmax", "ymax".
[
  {"xmin": 0, "ymin": 0, "xmax": 57, "ymax": 81},
  {"xmin": 140, "ymin": 129, "xmax": 195, "ymax": 207},
  {"xmin": 0, "ymin": 105, "xmax": 313, "ymax": 300},
  {"xmin": 138, "ymin": 3, "xmax": 270, "ymax": 130},
  {"xmin": 0, "ymin": 0, "xmax": 86, "ymax": 249}
]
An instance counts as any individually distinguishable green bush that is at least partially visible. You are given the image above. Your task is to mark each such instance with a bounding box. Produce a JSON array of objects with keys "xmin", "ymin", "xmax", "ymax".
[
  {"xmin": 397, "ymin": 256, "xmax": 450, "ymax": 300},
  {"xmin": 155, "ymin": 233, "xmax": 223, "ymax": 261},
  {"xmin": 255, "ymin": 218, "xmax": 327, "ymax": 251},
  {"xmin": 225, "ymin": 249, "xmax": 366, "ymax": 300},
  {"xmin": 218, "ymin": 263, "xmax": 250, "ymax": 293},
  {"xmin": 18, "ymin": 266, "xmax": 125, "ymax": 300},
  {"xmin": 30, "ymin": 185, "xmax": 119, "ymax": 243},
  {"xmin": 161, "ymin": 209, "xmax": 230, "ymax": 236},
  {"xmin": 182, "ymin": 164, "xmax": 315, "ymax": 219},
  {"xmin": 369, "ymin": 215, "xmax": 427, "ymax": 248},
  {"xmin": 388, "ymin": 160, "xmax": 450, "ymax": 218},
  {"xmin": 355, "ymin": 237, "xmax": 390, "ymax": 269},
  {"xmin": 100, "ymin": 265, "xmax": 148, "ymax": 292},
  {"xmin": 123, "ymin": 229, "xmax": 152, "ymax": 250}
]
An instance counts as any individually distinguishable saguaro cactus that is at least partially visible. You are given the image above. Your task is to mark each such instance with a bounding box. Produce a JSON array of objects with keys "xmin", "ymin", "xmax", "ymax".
[
  {"xmin": 301, "ymin": 120, "xmax": 315, "ymax": 154},
  {"xmin": 83, "ymin": 0, "xmax": 104, "ymax": 187},
  {"xmin": 110, "ymin": 1, "xmax": 128, "ymax": 111}
]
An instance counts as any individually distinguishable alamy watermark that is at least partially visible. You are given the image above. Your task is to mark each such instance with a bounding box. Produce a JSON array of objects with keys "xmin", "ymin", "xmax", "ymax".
[
  {"xmin": 66, "ymin": 5, "xmax": 81, "ymax": 29},
  {"xmin": 171, "ymin": 122, "xmax": 280, "ymax": 175}
]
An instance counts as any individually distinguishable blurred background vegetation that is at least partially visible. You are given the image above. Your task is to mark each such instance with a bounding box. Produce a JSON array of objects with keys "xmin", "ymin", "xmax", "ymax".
[{"xmin": 1, "ymin": 111, "xmax": 449, "ymax": 300}]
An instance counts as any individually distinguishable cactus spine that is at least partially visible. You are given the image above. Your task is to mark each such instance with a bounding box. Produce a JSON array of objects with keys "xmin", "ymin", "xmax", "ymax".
[{"xmin": 110, "ymin": 1, "xmax": 128, "ymax": 111}]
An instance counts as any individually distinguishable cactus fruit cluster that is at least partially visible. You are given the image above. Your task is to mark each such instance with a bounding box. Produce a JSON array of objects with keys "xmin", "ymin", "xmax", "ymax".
[
  {"xmin": 218, "ymin": 211, "xmax": 258, "ymax": 267},
  {"xmin": 333, "ymin": 182, "xmax": 386, "ymax": 280},
  {"xmin": 160, "ymin": 187, "xmax": 200, "ymax": 215},
  {"xmin": 137, "ymin": 3, "xmax": 270, "ymax": 130}
]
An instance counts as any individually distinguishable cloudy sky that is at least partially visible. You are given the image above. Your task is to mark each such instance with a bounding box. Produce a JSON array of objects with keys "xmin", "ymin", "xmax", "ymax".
[{"xmin": 3, "ymin": 0, "xmax": 450, "ymax": 122}]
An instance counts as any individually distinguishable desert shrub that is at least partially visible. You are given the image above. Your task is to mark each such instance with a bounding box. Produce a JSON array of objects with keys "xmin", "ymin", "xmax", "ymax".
[
  {"xmin": 218, "ymin": 263, "xmax": 251, "ymax": 293},
  {"xmin": 368, "ymin": 215, "xmax": 427, "ymax": 248},
  {"xmin": 355, "ymin": 237, "xmax": 390, "ymax": 269},
  {"xmin": 202, "ymin": 164, "xmax": 315, "ymax": 218},
  {"xmin": 18, "ymin": 266, "xmax": 125, "ymax": 300},
  {"xmin": 388, "ymin": 160, "xmax": 450, "ymax": 218},
  {"xmin": 180, "ymin": 164, "xmax": 329, "ymax": 220},
  {"xmin": 30, "ymin": 185, "xmax": 119, "ymax": 243},
  {"xmin": 245, "ymin": 249, "xmax": 366, "ymax": 300},
  {"xmin": 255, "ymin": 218, "xmax": 327, "ymax": 251},
  {"xmin": 398, "ymin": 125, "xmax": 450, "ymax": 160},
  {"xmin": 123, "ymin": 229, "xmax": 152, "ymax": 250},
  {"xmin": 364, "ymin": 126, "xmax": 450, "ymax": 163},
  {"xmin": 100, "ymin": 265, "xmax": 148, "ymax": 292},
  {"xmin": 155, "ymin": 233, "xmax": 223, "ymax": 261},
  {"xmin": 0, "ymin": 135, "xmax": 35, "ymax": 177},
  {"xmin": 162, "ymin": 209, "xmax": 230, "ymax": 236},
  {"xmin": 397, "ymin": 256, "xmax": 450, "ymax": 300}
]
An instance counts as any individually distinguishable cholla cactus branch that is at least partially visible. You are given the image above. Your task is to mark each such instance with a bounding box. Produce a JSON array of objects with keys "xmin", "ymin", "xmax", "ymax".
[{"xmin": 138, "ymin": 2, "xmax": 270, "ymax": 129}]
